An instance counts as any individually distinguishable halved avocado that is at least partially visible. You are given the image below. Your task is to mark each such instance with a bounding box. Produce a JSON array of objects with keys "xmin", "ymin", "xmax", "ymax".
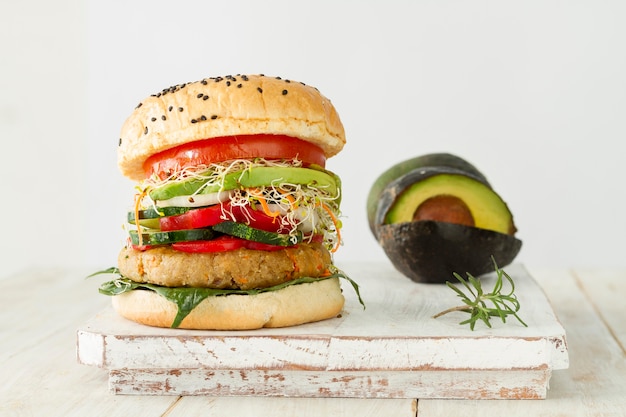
[
  {"xmin": 367, "ymin": 153, "xmax": 489, "ymax": 235},
  {"xmin": 377, "ymin": 221, "xmax": 522, "ymax": 284},
  {"xmin": 368, "ymin": 154, "xmax": 521, "ymax": 284}
]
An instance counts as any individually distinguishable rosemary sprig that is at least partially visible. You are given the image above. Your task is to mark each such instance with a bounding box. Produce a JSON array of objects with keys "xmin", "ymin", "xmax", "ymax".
[{"xmin": 433, "ymin": 257, "xmax": 528, "ymax": 330}]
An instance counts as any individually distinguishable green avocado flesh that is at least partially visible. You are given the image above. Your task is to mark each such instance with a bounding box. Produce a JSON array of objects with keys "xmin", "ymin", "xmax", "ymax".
[
  {"xmin": 385, "ymin": 174, "xmax": 514, "ymax": 235},
  {"xmin": 149, "ymin": 166, "xmax": 339, "ymax": 201}
]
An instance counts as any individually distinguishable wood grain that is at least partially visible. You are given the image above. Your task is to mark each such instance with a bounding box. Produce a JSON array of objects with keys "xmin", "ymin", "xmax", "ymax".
[{"xmin": 0, "ymin": 268, "xmax": 178, "ymax": 417}]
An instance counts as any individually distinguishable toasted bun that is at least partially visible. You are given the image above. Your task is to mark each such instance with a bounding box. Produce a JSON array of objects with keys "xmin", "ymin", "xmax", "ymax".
[
  {"xmin": 111, "ymin": 277, "xmax": 345, "ymax": 330},
  {"xmin": 118, "ymin": 74, "xmax": 346, "ymax": 181}
]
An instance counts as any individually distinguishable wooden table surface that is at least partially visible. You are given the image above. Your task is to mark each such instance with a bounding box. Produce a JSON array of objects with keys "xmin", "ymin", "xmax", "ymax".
[{"xmin": 1, "ymin": 264, "xmax": 625, "ymax": 416}]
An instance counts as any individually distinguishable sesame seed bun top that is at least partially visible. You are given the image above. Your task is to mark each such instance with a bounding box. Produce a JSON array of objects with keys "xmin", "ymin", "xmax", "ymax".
[{"xmin": 117, "ymin": 74, "xmax": 346, "ymax": 181}]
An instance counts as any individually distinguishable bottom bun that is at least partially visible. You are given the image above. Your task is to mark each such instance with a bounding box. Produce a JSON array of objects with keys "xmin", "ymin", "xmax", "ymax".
[{"xmin": 112, "ymin": 277, "xmax": 345, "ymax": 330}]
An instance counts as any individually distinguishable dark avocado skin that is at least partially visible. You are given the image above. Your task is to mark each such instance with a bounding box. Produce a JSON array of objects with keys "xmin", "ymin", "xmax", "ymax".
[
  {"xmin": 367, "ymin": 153, "xmax": 489, "ymax": 235},
  {"xmin": 377, "ymin": 221, "xmax": 522, "ymax": 284}
]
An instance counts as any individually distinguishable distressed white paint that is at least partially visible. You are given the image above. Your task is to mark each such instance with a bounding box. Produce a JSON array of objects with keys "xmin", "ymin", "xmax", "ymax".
[
  {"xmin": 109, "ymin": 368, "xmax": 552, "ymax": 399},
  {"xmin": 77, "ymin": 263, "xmax": 568, "ymax": 399}
]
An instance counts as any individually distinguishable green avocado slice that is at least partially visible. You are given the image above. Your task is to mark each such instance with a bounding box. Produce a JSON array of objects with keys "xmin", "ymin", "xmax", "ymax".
[{"xmin": 149, "ymin": 166, "xmax": 340, "ymax": 202}]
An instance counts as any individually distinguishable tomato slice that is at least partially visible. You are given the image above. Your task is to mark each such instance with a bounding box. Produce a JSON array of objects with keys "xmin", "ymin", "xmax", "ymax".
[
  {"xmin": 144, "ymin": 134, "xmax": 326, "ymax": 179},
  {"xmin": 131, "ymin": 244, "xmax": 153, "ymax": 251},
  {"xmin": 229, "ymin": 204, "xmax": 284, "ymax": 233},
  {"xmin": 160, "ymin": 202, "xmax": 284, "ymax": 233},
  {"xmin": 159, "ymin": 205, "xmax": 223, "ymax": 231},
  {"xmin": 172, "ymin": 236, "xmax": 285, "ymax": 253}
]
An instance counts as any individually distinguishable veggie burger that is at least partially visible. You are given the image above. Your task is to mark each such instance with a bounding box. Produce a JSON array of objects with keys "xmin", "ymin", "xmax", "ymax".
[{"xmin": 95, "ymin": 74, "xmax": 358, "ymax": 330}]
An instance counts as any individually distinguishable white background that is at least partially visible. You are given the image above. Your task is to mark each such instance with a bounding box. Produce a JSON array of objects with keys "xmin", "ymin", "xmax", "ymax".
[{"xmin": 1, "ymin": 0, "xmax": 625, "ymax": 278}]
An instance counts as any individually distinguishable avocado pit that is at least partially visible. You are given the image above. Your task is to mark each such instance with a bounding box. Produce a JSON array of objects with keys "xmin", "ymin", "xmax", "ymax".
[{"xmin": 413, "ymin": 194, "xmax": 475, "ymax": 227}]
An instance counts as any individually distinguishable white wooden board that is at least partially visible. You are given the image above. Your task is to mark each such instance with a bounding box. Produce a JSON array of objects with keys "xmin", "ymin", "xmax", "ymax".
[{"xmin": 77, "ymin": 263, "xmax": 568, "ymax": 399}]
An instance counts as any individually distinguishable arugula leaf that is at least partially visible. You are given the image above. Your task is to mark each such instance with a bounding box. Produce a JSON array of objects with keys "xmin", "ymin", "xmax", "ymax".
[{"xmin": 90, "ymin": 267, "xmax": 364, "ymax": 328}]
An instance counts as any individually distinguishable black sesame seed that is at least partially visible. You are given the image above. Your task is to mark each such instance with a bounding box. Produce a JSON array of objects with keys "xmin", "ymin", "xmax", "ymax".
[
  {"xmin": 151, "ymin": 117, "xmax": 157, "ymax": 122},
  {"xmin": 200, "ymin": 115, "xmax": 207, "ymax": 121},
  {"xmin": 201, "ymin": 79, "xmax": 208, "ymax": 85},
  {"xmin": 168, "ymin": 106, "xmax": 173, "ymax": 112},
  {"xmin": 119, "ymin": 138, "xmax": 122, "ymax": 146},
  {"xmin": 237, "ymin": 84, "xmax": 242, "ymax": 88},
  {"xmin": 203, "ymin": 95, "xmax": 209, "ymax": 100},
  {"xmin": 136, "ymin": 102, "xmax": 143, "ymax": 109},
  {"xmin": 178, "ymin": 107, "xmax": 184, "ymax": 112},
  {"xmin": 257, "ymin": 87, "xmax": 263, "ymax": 93},
  {"xmin": 226, "ymin": 81, "xmax": 231, "ymax": 86},
  {"xmin": 191, "ymin": 119, "xmax": 197, "ymax": 123},
  {"xmin": 161, "ymin": 115, "xmax": 166, "ymax": 121},
  {"xmin": 282, "ymin": 89, "xmax": 288, "ymax": 95},
  {"xmin": 144, "ymin": 126, "xmax": 148, "ymax": 135},
  {"xmin": 285, "ymin": 79, "xmax": 291, "ymax": 83},
  {"xmin": 197, "ymin": 93, "xmax": 203, "ymax": 98},
  {"xmin": 211, "ymin": 115, "xmax": 218, "ymax": 119}
]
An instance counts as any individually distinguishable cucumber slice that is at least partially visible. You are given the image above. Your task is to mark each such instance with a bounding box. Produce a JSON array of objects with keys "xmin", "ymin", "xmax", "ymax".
[
  {"xmin": 129, "ymin": 228, "xmax": 215, "ymax": 246},
  {"xmin": 128, "ymin": 206, "xmax": 191, "ymax": 223},
  {"xmin": 212, "ymin": 221, "xmax": 301, "ymax": 246},
  {"xmin": 149, "ymin": 167, "xmax": 339, "ymax": 202}
]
